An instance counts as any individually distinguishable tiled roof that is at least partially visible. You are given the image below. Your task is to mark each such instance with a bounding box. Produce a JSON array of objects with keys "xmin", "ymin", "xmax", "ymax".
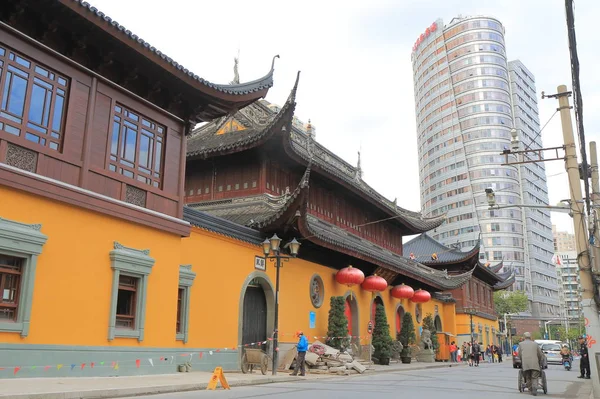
[
  {"xmin": 187, "ymin": 72, "xmax": 299, "ymax": 158},
  {"xmin": 187, "ymin": 165, "xmax": 311, "ymax": 228},
  {"xmin": 70, "ymin": 1, "xmax": 275, "ymax": 96},
  {"xmin": 403, "ymin": 233, "xmax": 479, "ymax": 263},
  {"xmin": 182, "ymin": 207, "xmax": 263, "ymax": 246},
  {"xmin": 493, "ymin": 271, "xmax": 516, "ymax": 290},
  {"xmin": 300, "ymin": 214, "xmax": 472, "ymax": 290},
  {"xmin": 285, "ymin": 132, "xmax": 445, "ymax": 233}
]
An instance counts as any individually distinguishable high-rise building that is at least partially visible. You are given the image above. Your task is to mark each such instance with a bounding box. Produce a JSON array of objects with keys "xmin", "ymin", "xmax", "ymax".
[
  {"xmin": 411, "ymin": 16, "xmax": 559, "ymax": 318},
  {"xmin": 552, "ymin": 224, "xmax": 577, "ymax": 252},
  {"xmin": 555, "ymin": 251, "xmax": 583, "ymax": 320}
]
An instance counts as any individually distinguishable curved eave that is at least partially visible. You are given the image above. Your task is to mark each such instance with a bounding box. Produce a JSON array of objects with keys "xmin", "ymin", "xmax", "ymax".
[
  {"xmin": 485, "ymin": 260, "xmax": 504, "ymax": 273},
  {"xmin": 282, "ymin": 136, "xmax": 443, "ymax": 234},
  {"xmin": 187, "ymin": 72, "xmax": 300, "ymax": 160},
  {"xmin": 250, "ymin": 164, "xmax": 311, "ymax": 229},
  {"xmin": 493, "ymin": 273, "xmax": 516, "ymax": 291},
  {"xmin": 65, "ymin": 0, "xmax": 275, "ymax": 105},
  {"xmin": 414, "ymin": 240, "xmax": 480, "ymax": 266},
  {"xmin": 475, "ymin": 264, "xmax": 506, "ymax": 286},
  {"xmin": 298, "ymin": 215, "xmax": 472, "ymax": 291},
  {"xmin": 183, "ymin": 207, "xmax": 263, "ymax": 246}
]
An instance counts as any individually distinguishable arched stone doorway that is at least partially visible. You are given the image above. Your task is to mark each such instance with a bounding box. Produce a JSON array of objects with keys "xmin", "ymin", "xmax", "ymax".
[
  {"xmin": 434, "ymin": 315, "xmax": 442, "ymax": 332},
  {"xmin": 395, "ymin": 304, "xmax": 405, "ymax": 335},
  {"xmin": 238, "ymin": 272, "xmax": 275, "ymax": 351},
  {"xmin": 344, "ymin": 293, "xmax": 359, "ymax": 338}
]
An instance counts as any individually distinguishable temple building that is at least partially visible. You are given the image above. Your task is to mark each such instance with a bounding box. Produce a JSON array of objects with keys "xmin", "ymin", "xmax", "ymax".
[
  {"xmin": 404, "ymin": 233, "xmax": 515, "ymax": 348},
  {"xmin": 1, "ymin": 0, "xmax": 481, "ymax": 379},
  {"xmin": 184, "ymin": 81, "xmax": 474, "ymax": 358}
]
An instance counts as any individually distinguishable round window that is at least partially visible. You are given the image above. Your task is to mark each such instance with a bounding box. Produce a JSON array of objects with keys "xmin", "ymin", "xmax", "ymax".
[{"xmin": 309, "ymin": 274, "xmax": 324, "ymax": 308}]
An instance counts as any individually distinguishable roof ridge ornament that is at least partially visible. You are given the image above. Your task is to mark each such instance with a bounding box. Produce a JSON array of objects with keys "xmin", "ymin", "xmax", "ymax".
[
  {"xmin": 231, "ymin": 49, "xmax": 240, "ymax": 84},
  {"xmin": 355, "ymin": 150, "xmax": 362, "ymax": 180}
]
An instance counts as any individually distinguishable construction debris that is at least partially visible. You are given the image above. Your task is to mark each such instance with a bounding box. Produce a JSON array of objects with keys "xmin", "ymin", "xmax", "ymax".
[{"xmin": 286, "ymin": 340, "xmax": 371, "ymax": 375}]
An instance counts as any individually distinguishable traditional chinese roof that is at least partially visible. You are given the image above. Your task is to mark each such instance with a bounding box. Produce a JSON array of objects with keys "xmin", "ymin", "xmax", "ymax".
[
  {"xmin": 283, "ymin": 131, "xmax": 445, "ymax": 234},
  {"xmin": 299, "ymin": 214, "xmax": 472, "ymax": 291},
  {"xmin": 492, "ymin": 270, "xmax": 516, "ymax": 291},
  {"xmin": 403, "ymin": 233, "xmax": 479, "ymax": 264},
  {"xmin": 13, "ymin": 0, "xmax": 277, "ymax": 122},
  {"xmin": 187, "ymin": 165, "xmax": 311, "ymax": 229},
  {"xmin": 403, "ymin": 233, "xmax": 512, "ymax": 289},
  {"xmin": 186, "ymin": 72, "xmax": 299, "ymax": 158},
  {"xmin": 182, "ymin": 207, "xmax": 263, "ymax": 246}
]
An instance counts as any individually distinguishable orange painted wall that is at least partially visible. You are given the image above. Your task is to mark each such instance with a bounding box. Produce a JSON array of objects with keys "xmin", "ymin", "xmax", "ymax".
[
  {"xmin": 0, "ymin": 185, "xmax": 182, "ymax": 347},
  {"xmin": 455, "ymin": 314, "xmax": 500, "ymax": 347},
  {"xmin": 0, "ymin": 184, "xmax": 458, "ymax": 349}
]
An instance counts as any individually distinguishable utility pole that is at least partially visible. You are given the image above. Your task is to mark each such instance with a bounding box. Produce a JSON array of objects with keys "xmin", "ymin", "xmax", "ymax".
[
  {"xmin": 554, "ymin": 85, "xmax": 600, "ymax": 394},
  {"xmin": 590, "ymin": 141, "xmax": 600, "ymax": 271}
]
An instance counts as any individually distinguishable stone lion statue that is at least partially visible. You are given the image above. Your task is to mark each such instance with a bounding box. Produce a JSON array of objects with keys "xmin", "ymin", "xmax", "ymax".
[{"xmin": 420, "ymin": 329, "xmax": 433, "ymax": 350}]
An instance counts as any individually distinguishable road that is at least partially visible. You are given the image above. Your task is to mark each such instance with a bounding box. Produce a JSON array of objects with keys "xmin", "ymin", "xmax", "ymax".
[{"xmin": 125, "ymin": 360, "xmax": 592, "ymax": 399}]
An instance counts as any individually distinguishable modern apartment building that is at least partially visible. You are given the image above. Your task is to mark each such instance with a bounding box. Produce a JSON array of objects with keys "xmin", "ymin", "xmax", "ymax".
[
  {"xmin": 411, "ymin": 15, "xmax": 559, "ymax": 318},
  {"xmin": 555, "ymin": 251, "xmax": 583, "ymax": 320},
  {"xmin": 552, "ymin": 224, "xmax": 577, "ymax": 252}
]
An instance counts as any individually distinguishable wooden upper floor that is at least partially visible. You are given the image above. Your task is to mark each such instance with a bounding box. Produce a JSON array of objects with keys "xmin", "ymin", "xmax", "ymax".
[{"xmin": 0, "ymin": 0, "xmax": 275, "ymax": 236}]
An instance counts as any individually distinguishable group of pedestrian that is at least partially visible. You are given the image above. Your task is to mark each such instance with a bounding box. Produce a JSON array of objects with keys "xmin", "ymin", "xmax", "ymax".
[
  {"xmin": 484, "ymin": 344, "xmax": 503, "ymax": 363},
  {"xmin": 458, "ymin": 341, "xmax": 482, "ymax": 366}
]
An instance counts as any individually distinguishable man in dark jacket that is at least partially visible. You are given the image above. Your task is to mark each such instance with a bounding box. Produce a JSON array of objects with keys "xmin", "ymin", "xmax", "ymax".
[
  {"xmin": 578, "ymin": 335, "xmax": 591, "ymax": 379},
  {"xmin": 290, "ymin": 331, "xmax": 308, "ymax": 376},
  {"xmin": 472, "ymin": 341, "xmax": 481, "ymax": 367}
]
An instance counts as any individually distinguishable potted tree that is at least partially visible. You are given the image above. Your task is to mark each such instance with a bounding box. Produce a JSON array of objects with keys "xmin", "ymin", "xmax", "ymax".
[
  {"xmin": 398, "ymin": 312, "xmax": 416, "ymax": 364},
  {"xmin": 372, "ymin": 303, "xmax": 393, "ymax": 365},
  {"xmin": 326, "ymin": 296, "xmax": 350, "ymax": 350}
]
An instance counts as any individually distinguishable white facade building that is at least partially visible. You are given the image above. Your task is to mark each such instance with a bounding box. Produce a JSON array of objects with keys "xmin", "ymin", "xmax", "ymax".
[
  {"xmin": 411, "ymin": 16, "xmax": 559, "ymax": 318},
  {"xmin": 555, "ymin": 251, "xmax": 583, "ymax": 319}
]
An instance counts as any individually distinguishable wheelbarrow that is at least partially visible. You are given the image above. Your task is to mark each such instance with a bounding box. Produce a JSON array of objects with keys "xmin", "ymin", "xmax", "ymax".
[{"xmin": 241, "ymin": 348, "xmax": 269, "ymax": 375}]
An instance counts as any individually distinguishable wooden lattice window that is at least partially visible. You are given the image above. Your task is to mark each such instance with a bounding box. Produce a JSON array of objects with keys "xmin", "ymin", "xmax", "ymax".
[
  {"xmin": 109, "ymin": 104, "xmax": 164, "ymax": 188},
  {"xmin": 0, "ymin": 45, "xmax": 68, "ymax": 151},
  {"xmin": 116, "ymin": 275, "xmax": 137, "ymax": 329},
  {"xmin": 0, "ymin": 255, "xmax": 23, "ymax": 322}
]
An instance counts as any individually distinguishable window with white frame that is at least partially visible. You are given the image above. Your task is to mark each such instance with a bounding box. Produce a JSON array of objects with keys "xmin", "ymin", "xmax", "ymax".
[
  {"xmin": 0, "ymin": 217, "xmax": 47, "ymax": 337},
  {"xmin": 108, "ymin": 242, "xmax": 154, "ymax": 341},
  {"xmin": 176, "ymin": 265, "xmax": 195, "ymax": 343}
]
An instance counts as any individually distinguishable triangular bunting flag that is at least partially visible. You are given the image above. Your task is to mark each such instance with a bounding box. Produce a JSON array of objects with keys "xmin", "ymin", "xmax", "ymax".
[
  {"xmin": 13, "ymin": 366, "xmax": 20, "ymax": 376},
  {"xmin": 81, "ymin": 363, "xmax": 86, "ymax": 370},
  {"xmin": 70, "ymin": 364, "xmax": 76, "ymax": 371},
  {"xmin": 44, "ymin": 366, "xmax": 51, "ymax": 371},
  {"xmin": 148, "ymin": 359, "xmax": 154, "ymax": 367},
  {"xmin": 91, "ymin": 362, "xmax": 95, "ymax": 368},
  {"xmin": 198, "ymin": 352, "xmax": 203, "ymax": 359},
  {"xmin": 57, "ymin": 364, "xmax": 63, "ymax": 370}
]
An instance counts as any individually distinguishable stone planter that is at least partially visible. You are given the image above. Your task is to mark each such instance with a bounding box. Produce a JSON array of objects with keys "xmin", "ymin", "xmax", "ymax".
[
  {"xmin": 401, "ymin": 356, "xmax": 412, "ymax": 364},
  {"xmin": 379, "ymin": 357, "xmax": 390, "ymax": 365}
]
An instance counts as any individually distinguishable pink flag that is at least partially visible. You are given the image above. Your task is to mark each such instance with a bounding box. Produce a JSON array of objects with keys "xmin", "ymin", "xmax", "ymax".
[{"xmin": 135, "ymin": 359, "xmax": 141, "ymax": 368}]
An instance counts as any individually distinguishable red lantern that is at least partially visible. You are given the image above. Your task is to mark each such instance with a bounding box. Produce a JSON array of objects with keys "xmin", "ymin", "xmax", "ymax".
[
  {"xmin": 361, "ymin": 274, "xmax": 388, "ymax": 292},
  {"xmin": 391, "ymin": 284, "xmax": 414, "ymax": 299},
  {"xmin": 335, "ymin": 265, "xmax": 365, "ymax": 287},
  {"xmin": 411, "ymin": 289, "xmax": 431, "ymax": 303}
]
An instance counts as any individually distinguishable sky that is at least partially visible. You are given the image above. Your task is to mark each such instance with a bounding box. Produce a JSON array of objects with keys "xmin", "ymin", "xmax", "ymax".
[{"xmin": 91, "ymin": 0, "xmax": 600, "ymax": 234}]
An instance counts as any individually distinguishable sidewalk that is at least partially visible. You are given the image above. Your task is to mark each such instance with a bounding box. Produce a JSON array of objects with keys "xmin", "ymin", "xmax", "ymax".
[{"xmin": 0, "ymin": 361, "xmax": 465, "ymax": 399}]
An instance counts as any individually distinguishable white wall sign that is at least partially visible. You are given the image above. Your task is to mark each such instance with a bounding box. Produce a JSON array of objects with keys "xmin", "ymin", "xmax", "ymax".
[{"xmin": 254, "ymin": 256, "xmax": 266, "ymax": 271}]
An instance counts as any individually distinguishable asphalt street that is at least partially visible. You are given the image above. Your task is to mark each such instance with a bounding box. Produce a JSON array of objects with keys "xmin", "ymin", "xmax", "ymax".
[{"xmin": 124, "ymin": 360, "xmax": 592, "ymax": 399}]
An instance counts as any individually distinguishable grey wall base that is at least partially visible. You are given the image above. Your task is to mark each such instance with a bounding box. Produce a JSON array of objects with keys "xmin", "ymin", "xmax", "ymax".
[{"xmin": 0, "ymin": 344, "xmax": 239, "ymax": 379}]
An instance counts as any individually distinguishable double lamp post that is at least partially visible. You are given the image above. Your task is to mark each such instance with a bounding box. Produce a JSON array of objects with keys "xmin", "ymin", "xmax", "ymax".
[{"xmin": 262, "ymin": 234, "xmax": 301, "ymax": 376}]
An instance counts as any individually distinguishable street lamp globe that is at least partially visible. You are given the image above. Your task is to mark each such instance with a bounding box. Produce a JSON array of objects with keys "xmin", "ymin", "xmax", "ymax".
[
  {"xmin": 262, "ymin": 238, "xmax": 271, "ymax": 257},
  {"xmin": 288, "ymin": 238, "xmax": 301, "ymax": 257},
  {"xmin": 269, "ymin": 233, "xmax": 282, "ymax": 253}
]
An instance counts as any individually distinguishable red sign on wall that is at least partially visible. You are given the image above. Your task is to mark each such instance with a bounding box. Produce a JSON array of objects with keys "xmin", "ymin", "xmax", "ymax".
[{"xmin": 412, "ymin": 22, "xmax": 438, "ymax": 52}]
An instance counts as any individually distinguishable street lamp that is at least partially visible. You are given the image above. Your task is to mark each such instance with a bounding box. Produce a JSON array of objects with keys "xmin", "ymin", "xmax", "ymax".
[
  {"xmin": 262, "ymin": 234, "xmax": 301, "ymax": 375},
  {"xmin": 484, "ymin": 187, "xmax": 571, "ymax": 213},
  {"xmin": 544, "ymin": 318, "xmax": 561, "ymax": 340},
  {"xmin": 464, "ymin": 307, "xmax": 477, "ymax": 347}
]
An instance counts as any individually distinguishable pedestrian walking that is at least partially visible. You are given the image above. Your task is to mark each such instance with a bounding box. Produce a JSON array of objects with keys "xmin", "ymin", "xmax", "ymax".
[
  {"xmin": 485, "ymin": 345, "xmax": 492, "ymax": 363},
  {"xmin": 578, "ymin": 335, "xmax": 591, "ymax": 379},
  {"xmin": 466, "ymin": 342, "xmax": 473, "ymax": 366},
  {"xmin": 449, "ymin": 341, "xmax": 458, "ymax": 362},
  {"xmin": 497, "ymin": 345, "xmax": 503, "ymax": 363},
  {"xmin": 518, "ymin": 332, "xmax": 545, "ymax": 396},
  {"xmin": 290, "ymin": 330, "xmax": 308, "ymax": 376},
  {"xmin": 472, "ymin": 341, "xmax": 481, "ymax": 367}
]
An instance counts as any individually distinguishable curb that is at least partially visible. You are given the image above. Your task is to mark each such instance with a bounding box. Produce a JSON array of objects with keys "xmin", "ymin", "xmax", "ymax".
[{"xmin": 0, "ymin": 363, "xmax": 466, "ymax": 399}]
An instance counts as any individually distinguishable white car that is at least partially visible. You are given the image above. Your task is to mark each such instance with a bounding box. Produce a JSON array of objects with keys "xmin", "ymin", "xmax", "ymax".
[{"xmin": 541, "ymin": 343, "xmax": 563, "ymax": 365}]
